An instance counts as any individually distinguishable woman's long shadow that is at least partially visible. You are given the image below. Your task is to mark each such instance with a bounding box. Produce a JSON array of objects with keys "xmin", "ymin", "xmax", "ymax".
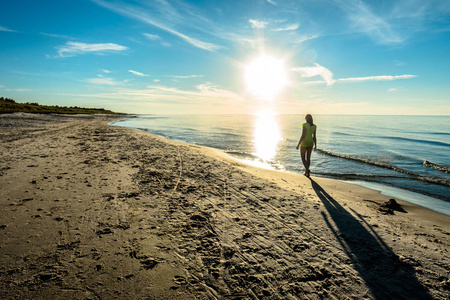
[{"xmin": 309, "ymin": 178, "xmax": 431, "ymax": 299}]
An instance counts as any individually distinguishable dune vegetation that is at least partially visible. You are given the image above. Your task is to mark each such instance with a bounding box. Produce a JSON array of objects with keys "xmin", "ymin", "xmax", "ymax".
[{"xmin": 0, "ymin": 97, "xmax": 118, "ymax": 114}]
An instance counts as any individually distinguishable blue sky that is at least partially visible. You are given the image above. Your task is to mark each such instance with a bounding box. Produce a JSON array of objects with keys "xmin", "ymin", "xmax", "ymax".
[{"xmin": 1, "ymin": 0, "xmax": 449, "ymax": 115}]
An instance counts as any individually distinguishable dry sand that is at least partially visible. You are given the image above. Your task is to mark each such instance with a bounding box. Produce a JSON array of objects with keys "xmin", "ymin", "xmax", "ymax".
[{"xmin": 0, "ymin": 113, "xmax": 449, "ymax": 299}]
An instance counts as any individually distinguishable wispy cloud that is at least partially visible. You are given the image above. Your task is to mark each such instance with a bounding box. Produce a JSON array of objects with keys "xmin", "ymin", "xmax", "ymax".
[
  {"xmin": 332, "ymin": 0, "xmax": 450, "ymax": 44},
  {"xmin": 294, "ymin": 34, "xmax": 320, "ymax": 44},
  {"xmin": 0, "ymin": 85, "xmax": 31, "ymax": 92},
  {"xmin": 129, "ymin": 70, "xmax": 149, "ymax": 77},
  {"xmin": 102, "ymin": 69, "xmax": 111, "ymax": 73},
  {"xmin": 40, "ymin": 32, "xmax": 74, "ymax": 39},
  {"xmin": 143, "ymin": 32, "xmax": 172, "ymax": 47},
  {"xmin": 338, "ymin": 74, "xmax": 417, "ymax": 83},
  {"xmin": 332, "ymin": 0, "xmax": 403, "ymax": 44},
  {"xmin": 142, "ymin": 83, "xmax": 245, "ymax": 106},
  {"xmin": 301, "ymin": 74, "xmax": 417, "ymax": 86},
  {"xmin": 167, "ymin": 75, "xmax": 203, "ymax": 79},
  {"xmin": 249, "ymin": 19, "xmax": 268, "ymax": 29},
  {"xmin": 83, "ymin": 77, "xmax": 126, "ymax": 86},
  {"xmin": 292, "ymin": 62, "xmax": 417, "ymax": 86},
  {"xmin": 272, "ymin": 23, "xmax": 299, "ymax": 31},
  {"xmin": 66, "ymin": 82, "xmax": 244, "ymax": 108},
  {"xmin": 0, "ymin": 26, "xmax": 17, "ymax": 32},
  {"xmin": 195, "ymin": 82, "xmax": 244, "ymax": 101},
  {"xmin": 291, "ymin": 63, "xmax": 335, "ymax": 85},
  {"xmin": 6, "ymin": 88, "xmax": 31, "ymax": 92},
  {"xmin": 91, "ymin": 0, "xmax": 221, "ymax": 51},
  {"xmin": 142, "ymin": 33, "xmax": 160, "ymax": 40},
  {"xmin": 267, "ymin": 0, "xmax": 277, "ymax": 5},
  {"xmin": 56, "ymin": 41, "xmax": 128, "ymax": 57}
]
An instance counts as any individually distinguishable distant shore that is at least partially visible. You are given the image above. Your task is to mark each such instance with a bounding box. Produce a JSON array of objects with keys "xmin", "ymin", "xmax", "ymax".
[{"xmin": 1, "ymin": 113, "xmax": 449, "ymax": 299}]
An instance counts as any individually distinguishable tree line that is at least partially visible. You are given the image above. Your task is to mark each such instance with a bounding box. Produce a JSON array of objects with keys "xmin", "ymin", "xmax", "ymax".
[{"xmin": 0, "ymin": 97, "xmax": 119, "ymax": 115}]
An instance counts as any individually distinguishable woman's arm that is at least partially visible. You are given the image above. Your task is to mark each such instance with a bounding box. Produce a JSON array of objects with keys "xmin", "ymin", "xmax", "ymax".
[{"xmin": 296, "ymin": 126, "xmax": 306, "ymax": 150}]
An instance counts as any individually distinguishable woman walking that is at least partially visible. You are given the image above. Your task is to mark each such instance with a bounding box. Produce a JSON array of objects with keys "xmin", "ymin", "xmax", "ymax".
[{"xmin": 296, "ymin": 114, "xmax": 317, "ymax": 177}]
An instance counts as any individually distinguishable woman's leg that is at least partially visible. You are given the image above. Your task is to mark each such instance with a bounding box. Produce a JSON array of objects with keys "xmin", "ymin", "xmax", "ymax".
[
  {"xmin": 305, "ymin": 146, "xmax": 313, "ymax": 176},
  {"xmin": 300, "ymin": 147, "xmax": 309, "ymax": 175}
]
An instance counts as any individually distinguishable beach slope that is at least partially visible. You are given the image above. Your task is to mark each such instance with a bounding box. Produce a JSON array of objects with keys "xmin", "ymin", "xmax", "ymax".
[{"xmin": 1, "ymin": 113, "xmax": 449, "ymax": 299}]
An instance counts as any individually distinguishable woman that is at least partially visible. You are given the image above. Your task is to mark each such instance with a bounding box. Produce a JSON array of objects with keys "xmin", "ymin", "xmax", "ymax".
[{"xmin": 296, "ymin": 114, "xmax": 317, "ymax": 177}]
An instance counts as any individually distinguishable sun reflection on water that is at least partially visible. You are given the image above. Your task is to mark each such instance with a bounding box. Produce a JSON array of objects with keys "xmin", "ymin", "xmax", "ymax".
[{"xmin": 253, "ymin": 111, "xmax": 282, "ymax": 164}]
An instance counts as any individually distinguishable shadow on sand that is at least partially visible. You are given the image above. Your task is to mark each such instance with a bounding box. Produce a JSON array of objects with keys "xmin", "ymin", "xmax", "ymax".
[{"xmin": 310, "ymin": 178, "xmax": 431, "ymax": 300}]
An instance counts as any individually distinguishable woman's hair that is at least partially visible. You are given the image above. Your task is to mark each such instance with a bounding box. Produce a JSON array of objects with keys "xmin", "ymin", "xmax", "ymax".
[{"xmin": 305, "ymin": 114, "xmax": 314, "ymax": 126}]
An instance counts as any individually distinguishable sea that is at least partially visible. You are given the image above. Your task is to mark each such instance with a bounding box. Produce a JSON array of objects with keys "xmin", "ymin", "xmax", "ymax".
[{"xmin": 110, "ymin": 114, "xmax": 450, "ymax": 216}]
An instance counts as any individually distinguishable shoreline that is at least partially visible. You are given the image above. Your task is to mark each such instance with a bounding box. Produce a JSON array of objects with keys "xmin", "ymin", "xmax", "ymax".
[
  {"xmin": 1, "ymin": 113, "xmax": 449, "ymax": 299},
  {"xmin": 346, "ymin": 180, "xmax": 450, "ymax": 217},
  {"xmin": 111, "ymin": 119, "xmax": 450, "ymax": 218}
]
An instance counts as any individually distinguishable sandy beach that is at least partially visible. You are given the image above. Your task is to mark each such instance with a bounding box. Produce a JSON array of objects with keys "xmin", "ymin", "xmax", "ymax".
[{"xmin": 1, "ymin": 113, "xmax": 449, "ymax": 299}]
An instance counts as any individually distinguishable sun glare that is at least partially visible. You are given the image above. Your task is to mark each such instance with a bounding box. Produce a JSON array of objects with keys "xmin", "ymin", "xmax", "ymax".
[
  {"xmin": 253, "ymin": 111, "xmax": 282, "ymax": 163},
  {"xmin": 245, "ymin": 55, "xmax": 288, "ymax": 101}
]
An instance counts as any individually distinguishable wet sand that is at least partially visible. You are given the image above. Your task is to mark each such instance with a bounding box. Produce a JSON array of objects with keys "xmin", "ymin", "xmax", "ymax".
[{"xmin": 1, "ymin": 113, "xmax": 449, "ymax": 299}]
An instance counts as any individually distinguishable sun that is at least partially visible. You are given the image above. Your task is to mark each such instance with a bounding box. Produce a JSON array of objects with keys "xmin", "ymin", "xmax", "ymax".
[{"xmin": 245, "ymin": 55, "xmax": 288, "ymax": 101}]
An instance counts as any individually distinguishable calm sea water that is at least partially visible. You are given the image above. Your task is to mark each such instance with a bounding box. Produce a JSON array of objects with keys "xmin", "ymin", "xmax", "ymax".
[{"xmin": 111, "ymin": 115, "xmax": 450, "ymax": 215}]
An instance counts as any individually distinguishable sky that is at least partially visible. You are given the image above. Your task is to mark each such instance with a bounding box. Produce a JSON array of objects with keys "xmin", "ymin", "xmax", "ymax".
[{"xmin": 1, "ymin": 0, "xmax": 450, "ymax": 115}]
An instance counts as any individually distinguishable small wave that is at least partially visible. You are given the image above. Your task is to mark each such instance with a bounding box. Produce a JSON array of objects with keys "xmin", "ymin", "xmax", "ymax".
[
  {"xmin": 211, "ymin": 132, "xmax": 242, "ymax": 138},
  {"xmin": 427, "ymin": 132, "xmax": 450, "ymax": 136},
  {"xmin": 382, "ymin": 136, "xmax": 450, "ymax": 148},
  {"xmin": 333, "ymin": 132, "xmax": 356, "ymax": 137},
  {"xmin": 423, "ymin": 161, "xmax": 450, "ymax": 174},
  {"xmin": 317, "ymin": 149, "xmax": 419, "ymax": 176},
  {"xmin": 225, "ymin": 150, "xmax": 260, "ymax": 160},
  {"xmin": 315, "ymin": 172, "xmax": 409, "ymax": 179},
  {"xmin": 140, "ymin": 116, "xmax": 169, "ymax": 120}
]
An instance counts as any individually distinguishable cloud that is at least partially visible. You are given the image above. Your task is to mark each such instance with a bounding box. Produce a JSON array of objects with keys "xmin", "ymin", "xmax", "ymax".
[
  {"xmin": 292, "ymin": 61, "xmax": 417, "ymax": 86},
  {"xmin": 337, "ymin": 74, "xmax": 417, "ymax": 83},
  {"xmin": 129, "ymin": 70, "xmax": 149, "ymax": 77},
  {"xmin": 0, "ymin": 26, "xmax": 17, "ymax": 32},
  {"xmin": 331, "ymin": 0, "xmax": 450, "ymax": 44},
  {"xmin": 272, "ymin": 23, "xmax": 299, "ymax": 31},
  {"xmin": 56, "ymin": 41, "xmax": 128, "ymax": 57},
  {"xmin": 167, "ymin": 75, "xmax": 203, "ymax": 79},
  {"xmin": 143, "ymin": 32, "xmax": 172, "ymax": 47},
  {"xmin": 83, "ymin": 77, "xmax": 125, "ymax": 86},
  {"xmin": 388, "ymin": 88, "xmax": 398, "ymax": 92},
  {"xmin": 91, "ymin": 0, "xmax": 221, "ymax": 51},
  {"xmin": 332, "ymin": 0, "xmax": 403, "ymax": 44},
  {"xmin": 0, "ymin": 85, "xmax": 31, "ymax": 91},
  {"xmin": 142, "ymin": 83, "xmax": 244, "ymax": 106},
  {"xmin": 67, "ymin": 82, "xmax": 244, "ymax": 109},
  {"xmin": 267, "ymin": 0, "xmax": 277, "ymax": 5},
  {"xmin": 301, "ymin": 73, "xmax": 417, "ymax": 86},
  {"xmin": 294, "ymin": 34, "xmax": 320, "ymax": 44},
  {"xmin": 142, "ymin": 33, "xmax": 161, "ymax": 40},
  {"xmin": 291, "ymin": 63, "xmax": 335, "ymax": 85},
  {"xmin": 249, "ymin": 19, "xmax": 267, "ymax": 29},
  {"xmin": 6, "ymin": 88, "xmax": 31, "ymax": 92},
  {"xmin": 102, "ymin": 69, "xmax": 111, "ymax": 73},
  {"xmin": 40, "ymin": 32, "xmax": 73, "ymax": 39}
]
